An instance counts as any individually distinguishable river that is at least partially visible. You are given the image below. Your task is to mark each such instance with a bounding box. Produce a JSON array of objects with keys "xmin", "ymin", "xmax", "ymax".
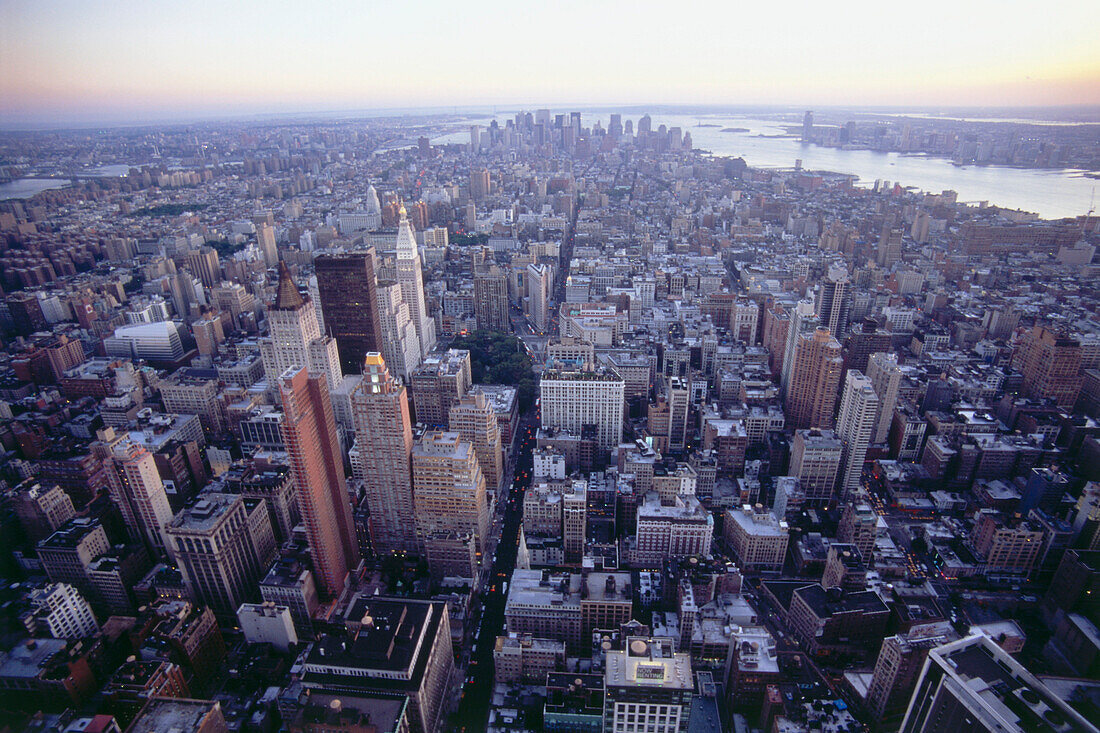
[
  {"xmin": 434, "ymin": 112, "xmax": 1097, "ymax": 220},
  {"xmin": 0, "ymin": 163, "xmax": 133, "ymax": 201},
  {"xmin": 4, "ymin": 115, "xmax": 1092, "ymax": 218}
]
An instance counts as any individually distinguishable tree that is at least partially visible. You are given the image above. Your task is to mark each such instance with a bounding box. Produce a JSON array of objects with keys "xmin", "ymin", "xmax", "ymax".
[{"xmin": 449, "ymin": 330, "xmax": 538, "ymax": 410}]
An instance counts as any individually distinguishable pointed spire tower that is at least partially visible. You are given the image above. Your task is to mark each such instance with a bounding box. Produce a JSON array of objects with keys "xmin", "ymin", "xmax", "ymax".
[
  {"xmin": 260, "ymin": 261, "xmax": 343, "ymax": 392},
  {"xmin": 395, "ymin": 204, "xmax": 436, "ymax": 358},
  {"xmin": 273, "ymin": 261, "xmax": 305, "ymax": 310}
]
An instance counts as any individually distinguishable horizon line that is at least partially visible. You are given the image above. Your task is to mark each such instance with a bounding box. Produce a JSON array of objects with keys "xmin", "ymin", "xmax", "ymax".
[{"xmin": 3, "ymin": 101, "xmax": 1100, "ymax": 134}]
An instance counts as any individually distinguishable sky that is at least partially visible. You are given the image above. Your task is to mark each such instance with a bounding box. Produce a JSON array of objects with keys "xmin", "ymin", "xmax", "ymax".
[{"xmin": 1, "ymin": 0, "xmax": 1099, "ymax": 126}]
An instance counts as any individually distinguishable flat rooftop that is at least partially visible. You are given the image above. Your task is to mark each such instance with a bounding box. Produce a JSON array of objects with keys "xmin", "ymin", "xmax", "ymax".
[
  {"xmin": 127, "ymin": 697, "xmax": 222, "ymax": 733},
  {"xmin": 605, "ymin": 637, "xmax": 692, "ymax": 690},
  {"xmin": 937, "ymin": 637, "xmax": 1097, "ymax": 733}
]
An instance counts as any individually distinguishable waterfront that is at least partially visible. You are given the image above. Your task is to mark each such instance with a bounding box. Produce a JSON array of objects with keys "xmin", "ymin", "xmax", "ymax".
[
  {"xmin": 0, "ymin": 178, "xmax": 71, "ymax": 200},
  {"xmin": 434, "ymin": 111, "xmax": 1096, "ymax": 220},
  {"xmin": 661, "ymin": 113, "xmax": 1096, "ymax": 220},
  {"xmin": 0, "ymin": 163, "xmax": 133, "ymax": 200},
  {"xmin": 5, "ymin": 112, "xmax": 1095, "ymax": 218}
]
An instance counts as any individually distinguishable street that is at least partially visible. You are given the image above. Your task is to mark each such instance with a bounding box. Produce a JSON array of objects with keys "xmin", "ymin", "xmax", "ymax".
[{"xmin": 450, "ymin": 413, "xmax": 537, "ymax": 731}]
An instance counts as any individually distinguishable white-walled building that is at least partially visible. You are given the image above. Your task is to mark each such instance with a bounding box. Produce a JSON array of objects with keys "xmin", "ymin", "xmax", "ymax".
[
  {"xmin": 237, "ymin": 601, "xmax": 298, "ymax": 651},
  {"xmin": 28, "ymin": 583, "xmax": 98, "ymax": 640},
  {"xmin": 540, "ymin": 368, "xmax": 625, "ymax": 451}
]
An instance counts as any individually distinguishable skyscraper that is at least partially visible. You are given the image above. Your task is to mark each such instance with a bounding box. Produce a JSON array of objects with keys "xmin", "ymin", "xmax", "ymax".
[
  {"xmin": 540, "ymin": 368, "xmax": 625, "ymax": 451},
  {"xmin": 866, "ymin": 623, "xmax": 956, "ymax": 725},
  {"xmin": 780, "ymin": 300, "xmax": 818, "ymax": 398},
  {"xmin": 165, "ymin": 493, "xmax": 277, "ymax": 621},
  {"xmin": 315, "ymin": 251, "xmax": 383, "ymax": 376},
  {"xmin": 786, "ymin": 328, "xmax": 844, "ymax": 430},
  {"xmin": 665, "ymin": 375, "xmax": 691, "ymax": 453},
  {"xmin": 412, "ymin": 431, "xmax": 489, "ymax": 556},
  {"xmin": 449, "ymin": 392, "xmax": 504, "ymax": 500},
  {"xmin": 815, "ymin": 264, "xmax": 851, "ymax": 338},
  {"xmin": 409, "ymin": 348, "xmax": 472, "ymax": 427},
  {"xmin": 836, "ymin": 370, "xmax": 879, "ymax": 497},
  {"xmin": 844, "ymin": 317, "xmax": 893, "ymax": 375},
  {"xmin": 1016, "ymin": 326, "xmax": 1083, "ymax": 407},
  {"xmin": 278, "ymin": 366, "xmax": 358, "ymax": 598},
  {"xmin": 899, "ymin": 634, "xmax": 1094, "ymax": 733},
  {"xmin": 260, "ymin": 262, "xmax": 343, "ymax": 393},
  {"xmin": 474, "ymin": 265, "xmax": 510, "ymax": 332},
  {"xmin": 866, "ymin": 352, "xmax": 902, "ymax": 443},
  {"xmin": 876, "ymin": 227, "xmax": 903, "ymax": 268},
  {"xmin": 375, "ymin": 279, "xmax": 422, "ymax": 381},
  {"xmin": 95, "ymin": 431, "xmax": 174, "ymax": 555},
  {"xmin": 526, "ymin": 263, "xmax": 551, "ymax": 332},
  {"xmin": 184, "ymin": 246, "xmax": 221, "ymax": 288},
  {"xmin": 789, "ymin": 429, "xmax": 843, "ymax": 504},
  {"xmin": 396, "ymin": 206, "xmax": 437, "ymax": 355},
  {"xmin": 349, "ymin": 353, "xmax": 419, "ymax": 556},
  {"xmin": 470, "ymin": 168, "xmax": 491, "ymax": 201},
  {"xmin": 257, "ymin": 222, "xmax": 279, "ymax": 268}
]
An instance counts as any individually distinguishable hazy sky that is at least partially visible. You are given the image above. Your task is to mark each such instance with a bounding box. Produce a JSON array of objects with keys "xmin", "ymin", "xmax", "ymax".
[{"xmin": 2, "ymin": 0, "xmax": 1098, "ymax": 124}]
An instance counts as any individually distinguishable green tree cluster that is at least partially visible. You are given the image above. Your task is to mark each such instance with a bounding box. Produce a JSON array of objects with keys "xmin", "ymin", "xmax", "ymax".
[
  {"xmin": 127, "ymin": 202, "xmax": 207, "ymax": 217},
  {"xmin": 450, "ymin": 232, "xmax": 490, "ymax": 246},
  {"xmin": 450, "ymin": 330, "xmax": 538, "ymax": 410}
]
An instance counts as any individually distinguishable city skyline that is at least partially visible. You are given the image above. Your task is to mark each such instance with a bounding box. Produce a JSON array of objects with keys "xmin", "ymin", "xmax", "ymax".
[
  {"xmin": 1, "ymin": 8, "xmax": 1100, "ymax": 728},
  {"xmin": 2, "ymin": 0, "xmax": 1099, "ymax": 126}
]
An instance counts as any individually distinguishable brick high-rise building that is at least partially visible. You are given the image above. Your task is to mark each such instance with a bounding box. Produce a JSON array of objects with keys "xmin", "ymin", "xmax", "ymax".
[
  {"xmin": 278, "ymin": 366, "xmax": 358, "ymax": 598},
  {"xmin": 211, "ymin": 282, "xmax": 256, "ymax": 331},
  {"xmin": 349, "ymin": 353, "xmax": 418, "ymax": 556},
  {"xmin": 257, "ymin": 222, "xmax": 278, "ymax": 267},
  {"xmin": 412, "ymin": 431, "xmax": 489, "ymax": 558},
  {"xmin": 470, "ymin": 168, "xmax": 491, "ymax": 201},
  {"xmin": 315, "ymin": 251, "xmax": 383, "ymax": 376},
  {"xmin": 785, "ymin": 327, "xmax": 843, "ymax": 430},
  {"xmin": 780, "ymin": 300, "xmax": 817, "ymax": 397},
  {"xmin": 815, "ymin": 264, "xmax": 851, "ymax": 338},
  {"xmin": 837, "ymin": 499, "xmax": 878, "ymax": 562},
  {"xmin": 410, "ymin": 348, "xmax": 472, "ymax": 427},
  {"xmin": 876, "ymin": 227, "xmax": 902, "ymax": 267},
  {"xmin": 1016, "ymin": 326, "xmax": 1082, "ymax": 407},
  {"xmin": 94, "ymin": 431, "xmax": 174, "ymax": 556},
  {"xmin": 866, "ymin": 623, "xmax": 956, "ymax": 725},
  {"xmin": 184, "ymin": 246, "xmax": 221, "ymax": 288},
  {"xmin": 762, "ymin": 302, "xmax": 791, "ymax": 377},
  {"xmin": 844, "ymin": 317, "xmax": 893, "ymax": 375},
  {"xmin": 664, "ymin": 375, "xmax": 691, "ymax": 453},
  {"xmin": 449, "ymin": 392, "xmax": 504, "ymax": 500},
  {"xmin": 971, "ymin": 510, "xmax": 1043, "ymax": 576},
  {"xmin": 7, "ymin": 291, "xmax": 48, "ymax": 335}
]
